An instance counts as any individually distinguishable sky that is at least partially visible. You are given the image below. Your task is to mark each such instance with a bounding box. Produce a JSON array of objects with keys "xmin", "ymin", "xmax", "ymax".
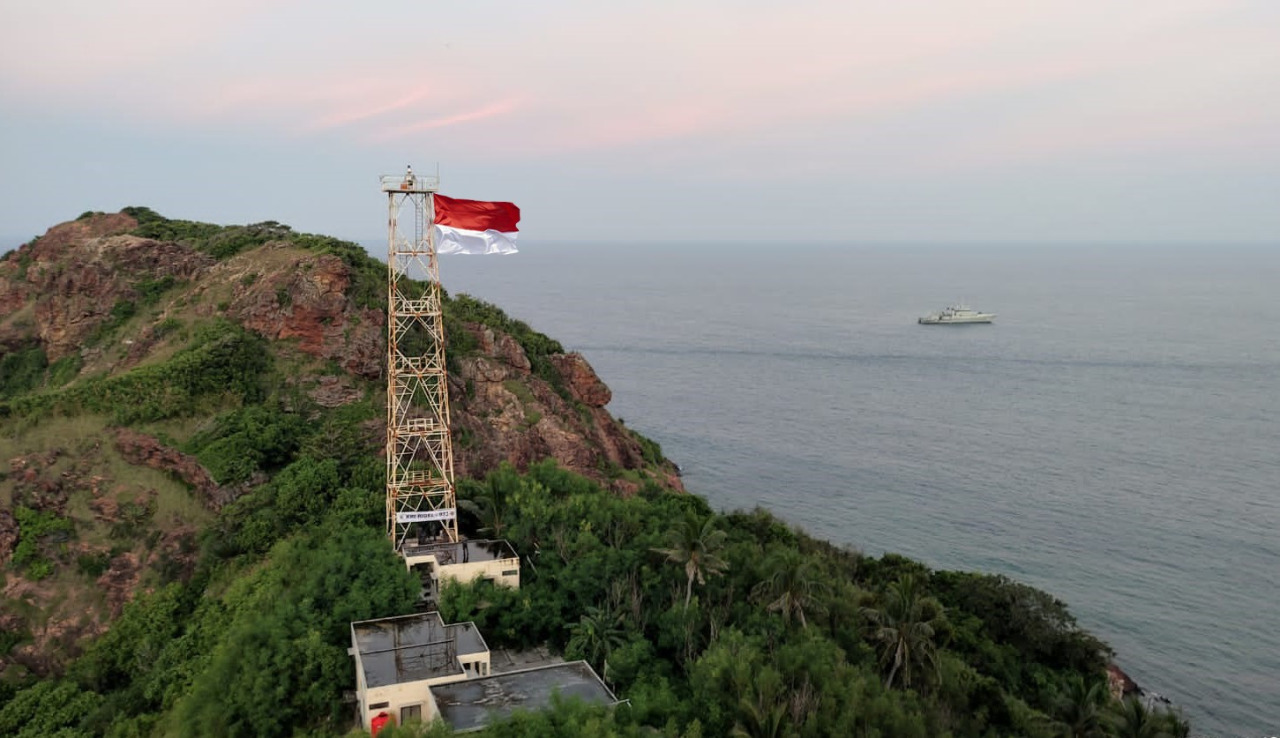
[{"xmin": 2, "ymin": 0, "xmax": 1278, "ymax": 245}]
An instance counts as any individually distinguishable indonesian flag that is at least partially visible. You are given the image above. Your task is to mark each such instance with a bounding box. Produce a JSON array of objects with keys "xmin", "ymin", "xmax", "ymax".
[{"xmin": 433, "ymin": 194, "xmax": 521, "ymax": 255}]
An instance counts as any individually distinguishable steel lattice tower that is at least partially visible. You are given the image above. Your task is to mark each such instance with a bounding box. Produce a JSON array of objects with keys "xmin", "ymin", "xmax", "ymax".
[{"xmin": 382, "ymin": 169, "xmax": 458, "ymax": 551}]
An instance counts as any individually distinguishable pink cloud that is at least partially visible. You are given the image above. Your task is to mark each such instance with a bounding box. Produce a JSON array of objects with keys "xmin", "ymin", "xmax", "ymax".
[
  {"xmin": 309, "ymin": 88, "xmax": 436, "ymax": 130},
  {"xmin": 370, "ymin": 99, "xmax": 525, "ymax": 141}
]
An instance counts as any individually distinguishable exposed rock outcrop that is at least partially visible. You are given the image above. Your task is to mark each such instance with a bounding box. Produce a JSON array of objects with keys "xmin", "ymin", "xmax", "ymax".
[
  {"xmin": 448, "ymin": 334, "xmax": 681, "ymax": 492},
  {"xmin": 224, "ymin": 247, "xmax": 385, "ymax": 378},
  {"xmin": 0, "ymin": 509, "xmax": 16, "ymax": 565},
  {"xmin": 11, "ymin": 214, "xmax": 214, "ymax": 360},
  {"xmin": 97, "ymin": 552, "xmax": 144, "ymax": 618},
  {"xmin": 1107, "ymin": 664, "xmax": 1140, "ymax": 701},
  {"xmin": 309, "ymin": 374, "xmax": 365, "ymax": 408},
  {"xmin": 549, "ymin": 353, "xmax": 612, "ymax": 407},
  {"xmin": 6, "ymin": 450, "xmax": 73, "ymax": 514},
  {"xmin": 113, "ymin": 428, "xmax": 227, "ymax": 509}
]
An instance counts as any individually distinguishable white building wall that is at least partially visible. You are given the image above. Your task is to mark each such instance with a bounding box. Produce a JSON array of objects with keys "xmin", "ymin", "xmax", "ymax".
[
  {"xmin": 361, "ymin": 673, "xmax": 469, "ymax": 730},
  {"xmin": 403, "ymin": 552, "xmax": 520, "ymax": 589},
  {"xmin": 459, "ymin": 652, "xmax": 492, "ymax": 677},
  {"xmin": 439, "ymin": 558, "xmax": 520, "ymax": 589}
]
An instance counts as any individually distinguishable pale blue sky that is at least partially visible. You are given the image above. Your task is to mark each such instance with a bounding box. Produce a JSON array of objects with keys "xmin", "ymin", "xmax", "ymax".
[{"xmin": 2, "ymin": 0, "xmax": 1278, "ymax": 245}]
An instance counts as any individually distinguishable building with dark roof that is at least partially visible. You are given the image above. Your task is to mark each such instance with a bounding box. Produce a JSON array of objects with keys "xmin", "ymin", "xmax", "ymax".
[
  {"xmin": 350, "ymin": 612, "xmax": 491, "ymax": 729},
  {"xmin": 349, "ymin": 611, "xmax": 615, "ymax": 732},
  {"xmin": 432, "ymin": 660, "xmax": 617, "ymax": 733}
]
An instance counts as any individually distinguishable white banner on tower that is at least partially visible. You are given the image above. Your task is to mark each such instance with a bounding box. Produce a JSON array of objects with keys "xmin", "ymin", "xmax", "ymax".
[{"xmin": 396, "ymin": 508, "xmax": 457, "ymax": 524}]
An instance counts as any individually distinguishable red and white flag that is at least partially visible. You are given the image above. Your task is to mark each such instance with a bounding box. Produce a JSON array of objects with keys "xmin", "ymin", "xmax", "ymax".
[{"xmin": 432, "ymin": 194, "xmax": 521, "ymax": 255}]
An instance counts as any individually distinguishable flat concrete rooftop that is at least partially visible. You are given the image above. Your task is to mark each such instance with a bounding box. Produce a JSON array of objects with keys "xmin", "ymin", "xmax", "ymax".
[
  {"xmin": 352, "ymin": 612, "xmax": 488, "ymax": 688},
  {"xmin": 431, "ymin": 661, "xmax": 618, "ymax": 733},
  {"xmin": 402, "ymin": 539, "xmax": 517, "ymax": 565}
]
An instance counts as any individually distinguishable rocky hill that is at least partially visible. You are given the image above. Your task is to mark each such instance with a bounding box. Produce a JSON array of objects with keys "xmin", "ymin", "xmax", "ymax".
[{"xmin": 0, "ymin": 209, "xmax": 679, "ymax": 676}]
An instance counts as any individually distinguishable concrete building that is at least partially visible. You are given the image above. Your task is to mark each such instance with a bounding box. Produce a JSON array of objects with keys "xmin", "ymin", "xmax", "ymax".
[
  {"xmin": 350, "ymin": 612, "xmax": 490, "ymax": 730},
  {"xmin": 350, "ymin": 612, "xmax": 616, "ymax": 733},
  {"xmin": 403, "ymin": 539, "xmax": 520, "ymax": 594}
]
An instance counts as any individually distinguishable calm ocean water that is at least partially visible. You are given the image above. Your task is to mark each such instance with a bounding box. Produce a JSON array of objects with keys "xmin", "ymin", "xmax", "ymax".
[{"xmin": 432, "ymin": 242, "xmax": 1280, "ymax": 737}]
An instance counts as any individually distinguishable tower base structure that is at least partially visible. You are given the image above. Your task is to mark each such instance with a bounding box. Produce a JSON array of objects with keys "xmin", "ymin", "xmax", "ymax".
[{"xmin": 404, "ymin": 539, "xmax": 521, "ymax": 604}]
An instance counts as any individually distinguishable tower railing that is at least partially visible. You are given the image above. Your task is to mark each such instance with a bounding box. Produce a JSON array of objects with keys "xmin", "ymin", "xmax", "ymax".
[{"xmin": 380, "ymin": 174, "xmax": 440, "ymax": 192}]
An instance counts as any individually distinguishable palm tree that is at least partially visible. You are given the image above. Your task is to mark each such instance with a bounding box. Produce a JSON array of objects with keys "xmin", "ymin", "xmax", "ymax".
[
  {"xmin": 731, "ymin": 667, "xmax": 789, "ymax": 738},
  {"xmin": 1162, "ymin": 711, "xmax": 1190, "ymax": 738},
  {"xmin": 653, "ymin": 512, "xmax": 729, "ymax": 607},
  {"xmin": 565, "ymin": 605, "xmax": 626, "ymax": 673},
  {"xmin": 861, "ymin": 573, "xmax": 945, "ymax": 691},
  {"xmin": 1107, "ymin": 697, "xmax": 1160, "ymax": 738},
  {"xmin": 1047, "ymin": 674, "xmax": 1108, "ymax": 738},
  {"xmin": 1106, "ymin": 696, "xmax": 1184, "ymax": 738},
  {"xmin": 457, "ymin": 474, "xmax": 514, "ymax": 539},
  {"xmin": 751, "ymin": 549, "xmax": 829, "ymax": 628}
]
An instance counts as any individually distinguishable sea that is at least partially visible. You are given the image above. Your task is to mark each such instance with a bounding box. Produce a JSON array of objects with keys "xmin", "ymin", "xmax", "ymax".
[{"xmin": 426, "ymin": 241, "xmax": 1279, "ymax": 738}]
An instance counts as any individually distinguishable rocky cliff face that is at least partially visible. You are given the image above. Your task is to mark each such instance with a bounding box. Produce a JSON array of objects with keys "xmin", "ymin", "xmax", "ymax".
[
  {"xmin": 451, "ymin": 328, "xmax": 681, "ymax": 493},
  {"xmin": 216, "ymin": 246, "xmax": 386, "ymax": 378}
]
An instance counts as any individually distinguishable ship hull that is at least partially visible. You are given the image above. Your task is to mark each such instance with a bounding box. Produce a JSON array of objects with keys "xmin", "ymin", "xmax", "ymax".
[{"xmin": 918, "ymin": 315, "xmax": 995, "ymax": 324}]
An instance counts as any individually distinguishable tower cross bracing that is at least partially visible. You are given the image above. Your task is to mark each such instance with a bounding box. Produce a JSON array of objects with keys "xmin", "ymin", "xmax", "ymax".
[{"xmin": 382, "ymin": 170, "xmax": 458, "ymax": 551}]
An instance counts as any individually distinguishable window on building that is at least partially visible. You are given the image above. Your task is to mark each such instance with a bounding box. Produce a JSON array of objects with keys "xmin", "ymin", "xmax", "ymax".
[
  {"xmin": 502, "ymin": 569, "xmax": 518, "ymax": 577},
  {"xmin": 369, "ymin": 702, "xmax": 389, "ymax": 710},
  {"xmin": 401, "ymin": 704, "xmax": 422, "ymax": 724}
]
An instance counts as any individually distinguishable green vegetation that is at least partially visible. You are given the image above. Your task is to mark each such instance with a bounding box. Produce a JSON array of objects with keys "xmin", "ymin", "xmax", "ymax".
[
  {"xmin": 863, "ymin": 573, "xmax": 943, "ymax": 690},
  {"xmin": 87, "ymin": 298, "xmax": 138, "ymax": 345},
  {"xmin": 124, "ymin": 207, "xmax": 293, "ymax": 260},
  {"xmin": 1, "ymin": 320, "xmax": 268, "ymax": 424},
  {"xmin": 653, "ymin": 512, "xmax": 728, "ymax": 607},
  {"xmin": 153, "ymin": 317, "xmax": 184, "ymax": 341},
  {"xmin": 1, "ymin": 400, "xmax": 408, "ymax": 737},
  {"xmin": 46, "ymin": 354, "xmax": 83, "ymax": 388},
  {"xmin": 123, "ymin": 207, "xmax": 386, "ymax": 309},
  {"xmin": 0, "ymin": 209, "xmax": 1190, "ymax": 737},
  {"xmin": 3, "ymin": 440, "xmax": 1188, "ymax": 737},
  {"xmin": 0, "ymin": 524, "xmax": 415, "ymax": 738},
  {"xmin": 435, "ymin": 461, "xmax": 1191, "ymax": 737},
  {"xmin": 633, "ymin": 428, "xmax": 666, "ymax": 466},
  {"xmin": 76, "ymin": 551, "xmax": 112, "ymax": 578},
  {"xmin": 182, "ymin": 403, "xmax": 310, "ymax": 485},
  {"xmin": 10, "ymin": 505, "xmax": 75, "ymax": 580},
  {"xmin": 0, "ymin": 345, "xmax": 47, "ymax": 400},
  {"xmin": 15, "ymin": 252, "xmax": 33, "ymax": 280},
  {"xmin": 136, "ymin": 275, "xmax": 178, "ymax": 306},
  {"xmin": 0, "ymin": 344, "xmax": 82, "ymax": 399}
]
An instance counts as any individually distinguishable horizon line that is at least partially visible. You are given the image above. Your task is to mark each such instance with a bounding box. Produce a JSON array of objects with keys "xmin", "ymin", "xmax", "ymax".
[{"xmin": 4, "ymin": 235, "xmax": 1278, "ymax": 255}]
